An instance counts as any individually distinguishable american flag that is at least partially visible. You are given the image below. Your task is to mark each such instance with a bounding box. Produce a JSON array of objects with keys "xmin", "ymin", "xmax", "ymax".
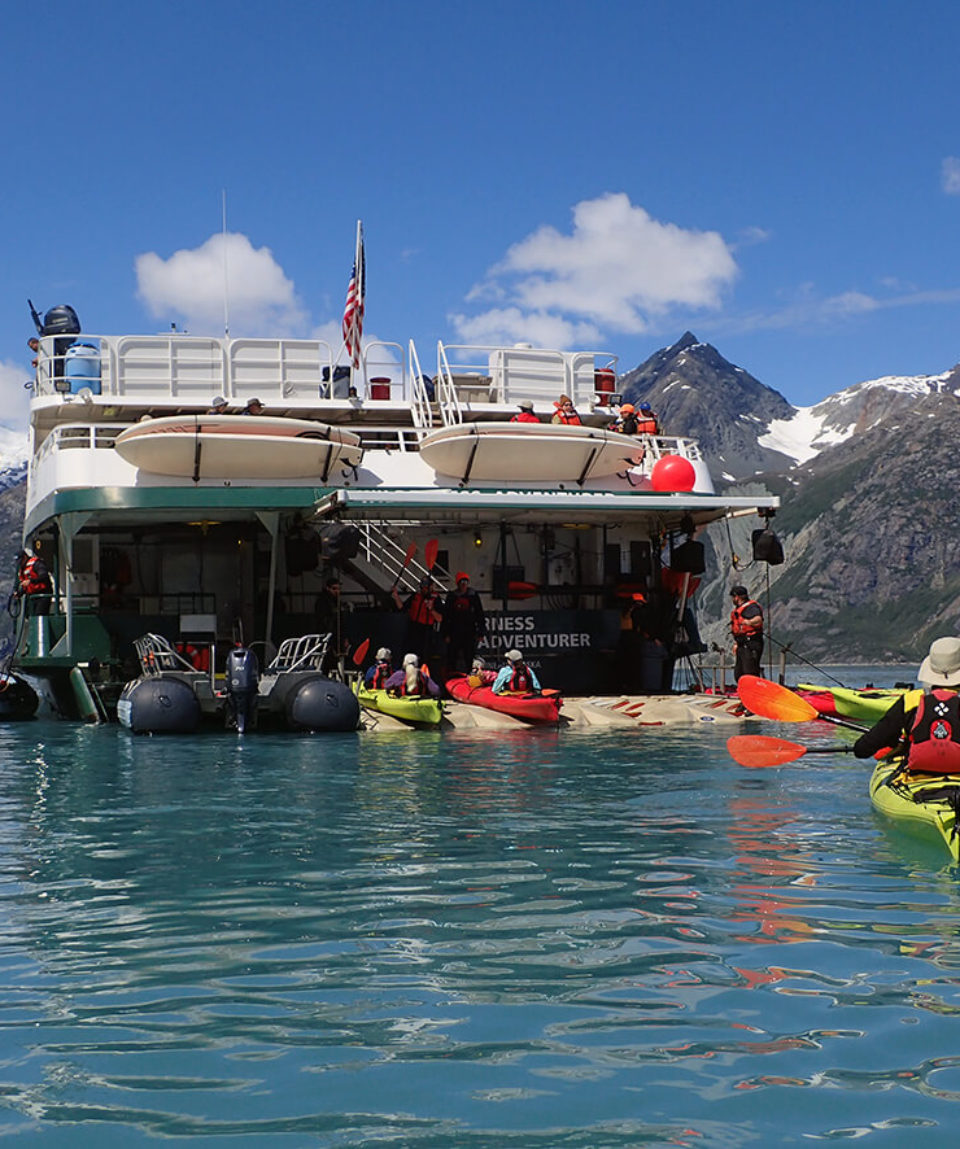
[{"xmin": 342, "ymin": 223, "xmax": 365, "ymax": 370}]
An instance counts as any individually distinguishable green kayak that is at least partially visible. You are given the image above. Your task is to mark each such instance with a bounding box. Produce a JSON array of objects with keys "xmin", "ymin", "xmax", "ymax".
[
  {"xmin": 356, "ymin": 685, "xmax": 443, "ymax": 727},
  {"xmin": 797, "ymin": 683, "xmax": 912, "ymax": 723},
  {"xmin": 870, "ymin": 757, "xmax": 960, "ymax": 862}
]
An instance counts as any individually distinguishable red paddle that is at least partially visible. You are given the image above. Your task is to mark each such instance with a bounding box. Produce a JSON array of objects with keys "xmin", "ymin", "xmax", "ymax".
[
  {"xmin": 390, "ymin": 543, "xmax": 417, "ymax": 591},
  {"xmin": 424, "ymin": 538, "xmax": 439, "ymax": 571},
  {"xmin": 737, "ymin": 675, "xmax": 868, "ymax": 732},
  {"xmin": 352, "ymin": 638, "xmax": 370, "ymax": 666},
  {"xmin": 727, "ymin": 734, "xmax": 853, "ymax": 768}
]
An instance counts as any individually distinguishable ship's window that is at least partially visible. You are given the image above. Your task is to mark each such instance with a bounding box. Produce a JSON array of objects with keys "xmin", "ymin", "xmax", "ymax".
[{"xmin": 73, "ymin": 538, "xmax": 95, "ymax": 574}]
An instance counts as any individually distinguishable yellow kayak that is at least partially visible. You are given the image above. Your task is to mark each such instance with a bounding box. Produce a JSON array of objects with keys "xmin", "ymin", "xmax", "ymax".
[
  {"xmin": 870, "ymin": 758, "xmax": 960, "ymax": 862},
  {"xmin": 356, "ymin": 685, "xmax": 443, "ymax": 727}
]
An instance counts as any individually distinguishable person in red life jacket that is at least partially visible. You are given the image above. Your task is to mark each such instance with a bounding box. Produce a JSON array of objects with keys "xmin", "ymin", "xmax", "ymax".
[
  {"xmin": 441, "ymin": 571, "xmax": 487, "ymax": 674},
  {"xmin": 363, "ymin": 647, "xmax": 393, "ymax": 689},
  {"xmin": 729, "ymin": 584, "xmax": 763, "ymax": 680},
  {"xmin": 384, "ymin": 652, "xmax": 440, "ymax": 698},
  {"xmin": 635, "ymin": 402, "xmax": 659, "ymax": 435},
  {"xmin": 511, "ymin": 400, "xmax": 541, "ymax": 424},
  {"xmin": 611, "ymin": 403, "xmax": 638, "ymax": 435},
  {"xmin": 551, "ymin": 395, "xmax": 582, "ymax": 426},
  {"xmin": 16, "ymin": 542, "xmax": 53, "ymax": 616},
  {"xmin": 854, "ymin": 637, "xmax": 960, "ymax": 772},
  {"xmin": 492, "ymin": 649, "xmax": 542, "ymax": 695},
  {"xmin": 392, "ymin": 575, "xmax": 442, "ymax": 662}
]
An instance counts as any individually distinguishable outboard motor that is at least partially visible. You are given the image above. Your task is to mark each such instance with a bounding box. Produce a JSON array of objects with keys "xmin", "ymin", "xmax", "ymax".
[
  {"xmin": 40, "ymin": 304, "xmax": 81, "ymax": 337},
  {"xmin": 225, "ymin": 645, "xmax": 259, "ymax": 733}
]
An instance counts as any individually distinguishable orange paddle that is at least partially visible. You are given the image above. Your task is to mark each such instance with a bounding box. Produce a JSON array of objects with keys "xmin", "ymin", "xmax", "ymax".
[
  {"xmin": 737, "ymin": 675, "xmax": 868, "ymax": 732},
  {"xmin": 390, "ymin": 543, "xmax": 417, "ymax": 591},
  {"xmin": 727, "ymin": 734, "xmax": 853, "ymax": 768},
  {"xmin": 424, "ymin": 538, "xmax": 439, "ymax": 571}
]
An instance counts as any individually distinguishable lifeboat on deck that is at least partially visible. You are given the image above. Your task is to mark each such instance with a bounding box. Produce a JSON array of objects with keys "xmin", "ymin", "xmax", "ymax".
[
  {"xmin": 417, "ymin": 421, "xmax": 645, "ymax": 484},
  {"xmin": 114, "ymin": 414, "xmax": 363, "ymax": 481}
]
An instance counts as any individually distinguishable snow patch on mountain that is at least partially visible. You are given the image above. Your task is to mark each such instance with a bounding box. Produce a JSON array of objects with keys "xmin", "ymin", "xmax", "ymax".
[
  {"xmin": 0, "ymin": 427, "xmax": 29, "ymax": 489},
  {"xmin": 758, "ymin": 406, "xmax": 852, "ymax": 465}
]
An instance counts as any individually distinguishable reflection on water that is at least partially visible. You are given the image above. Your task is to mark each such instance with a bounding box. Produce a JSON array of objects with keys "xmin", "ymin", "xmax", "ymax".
[{"xmin": 0, "ymin": 719, "xmax": 957, "ymax": 1143}]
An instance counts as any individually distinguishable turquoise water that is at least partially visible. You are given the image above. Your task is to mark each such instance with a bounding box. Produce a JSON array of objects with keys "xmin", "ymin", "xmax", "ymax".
[{"xmin": 0, "ymin": 707, "xmax": 958, "ymax": 1145}]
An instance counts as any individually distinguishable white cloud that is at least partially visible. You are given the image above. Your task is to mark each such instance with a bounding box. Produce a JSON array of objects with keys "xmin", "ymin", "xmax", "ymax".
[
  {"xmin": 456, "ymin": 193, "xmax": 739, "ymax": 347},
  {"xmin": 136, "ymin": 233, "xmax": 307, "ymax": 335},
  {"xmin": 451, "ymin": 307, "xmax": 601, "ymax": 349},
  {"xmin": 943, "ymin": 157, "xmax": 960, "ymax": 195},
  {"xmin": 0, "ymin": 360, "xmax": 32, "ymax": 432}
]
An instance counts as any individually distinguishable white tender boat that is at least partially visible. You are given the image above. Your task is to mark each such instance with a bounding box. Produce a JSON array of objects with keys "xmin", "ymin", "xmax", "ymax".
[
  {"xmin": 418, "ymin": 421, "xmax": 645, "ymax": 484},
  {"xmin": 114, "ymin": 414, "xmax": 363, "ymax": 480}
]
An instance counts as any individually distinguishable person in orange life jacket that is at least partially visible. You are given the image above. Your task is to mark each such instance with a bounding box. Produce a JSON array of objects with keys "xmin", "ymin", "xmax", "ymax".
[
  {"xmin": 551, "ymin": 395, "xmax": 582, "ymax": 425},
  {"xmin": 635, "ymin": 402, "xmax": 659, "ymax": 435},
  {"xmin": 392, "ymin": 575, "xmax": 442, "ymax": 661},
  {"xmin": 492, "ymin": 649, "xmax": 541, "ymax": 695},
  {"xmin": 364, "ymin": 647, "xmax": 393, "ymax": 689},
  {"xmin": 440, "ymin": 572, "xmax": 486, "ymax": 674},
  {"xmin": 384, "ymin": 652, "xmax": 440, "ymax": 698},
  {"xmin": 511, "ymin": 400, "xmax": 541, "ymax": 424},
  {"xmin": 611, "ymin": 403, "xmax": 638, "ymax": 435},
  {"xmin": 17, "ymin": 542, "xmax": 53, "ymax": 616},
  {"xmin": 729, "ymin": 585, "xmax": 763, "ymax": 680},
  {"xmin": 854, "ymin": 637, "xmax": 960, "ymax": 770}
]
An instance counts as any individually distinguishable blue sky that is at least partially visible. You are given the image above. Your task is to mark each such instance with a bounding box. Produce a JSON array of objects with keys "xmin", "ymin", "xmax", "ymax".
[{"xmin": 3, "ymin": 0, "xmax": 960, "ymax": 427}]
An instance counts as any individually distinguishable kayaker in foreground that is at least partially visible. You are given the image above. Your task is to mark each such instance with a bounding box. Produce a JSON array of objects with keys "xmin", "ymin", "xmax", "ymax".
[
  {"xmin": 854, "ymin": 636, "xmax": 960, "ymax": 770},
  {"xmin": 384, "ymin": 653, "xmax": 441, "ymax": 698},
  {"xmin": 492, "ymin": 649, "xmax": 541, "ymax": 695}
]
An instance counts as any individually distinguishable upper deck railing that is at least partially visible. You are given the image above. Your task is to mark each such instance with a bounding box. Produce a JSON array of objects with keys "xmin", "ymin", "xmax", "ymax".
[
  {"xmin": 29, "ymin": 333, "xmax": 419, "ymax": 407},
  {"xmin": 435, "ymin": 342, "xmax": 619, "ymax": 423}
]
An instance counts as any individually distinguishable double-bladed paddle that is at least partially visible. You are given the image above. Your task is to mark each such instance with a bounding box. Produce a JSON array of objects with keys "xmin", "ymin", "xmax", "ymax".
[
  {"xmin": 727, "ymin": 734, "xmax": 854, "ymax": 768},
  {"xmin": 736, "ymin": 675, "xmax": 868, "ymax": 733}
]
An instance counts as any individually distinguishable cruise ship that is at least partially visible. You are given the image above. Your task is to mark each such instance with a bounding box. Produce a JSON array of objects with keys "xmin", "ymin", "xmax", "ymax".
[{"xmin": 15, "ymin": 303, "xmax": 778, "ymax": 723}]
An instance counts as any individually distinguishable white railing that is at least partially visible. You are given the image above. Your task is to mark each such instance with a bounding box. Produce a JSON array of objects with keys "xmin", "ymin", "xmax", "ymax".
[
  {"xmin": 29, "ymin": 333, "xmax": 415, "ymax": 406},
  {"xmin": 355, "ymin": 522, "xmax": 450, "ymax": 593},
  {"xmin": 436, "ymin": 342, "xmax": 464, "ymax": 426},
  {"xmin": 408, "ymin": 339, "xmax": 433, "ymax": 430},
  {"xmin": 436, "ymin": 342, "xmax": 619, "ymax": 413}
]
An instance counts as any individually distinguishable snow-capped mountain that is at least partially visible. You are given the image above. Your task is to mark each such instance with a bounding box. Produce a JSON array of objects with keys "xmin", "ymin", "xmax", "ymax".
[
  {"xmin": 622, "ymin": 333, "xmax": 960, "ymax": 661},
  {"xmin": 0, "ymin": 427, "xmax": 28, "ymax": 491}
]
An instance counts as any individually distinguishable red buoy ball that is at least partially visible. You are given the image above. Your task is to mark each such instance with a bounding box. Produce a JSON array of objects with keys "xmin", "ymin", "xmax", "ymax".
[{"xmin": 650, "ymin": 455, "xmax": 696, "ymax": 492}]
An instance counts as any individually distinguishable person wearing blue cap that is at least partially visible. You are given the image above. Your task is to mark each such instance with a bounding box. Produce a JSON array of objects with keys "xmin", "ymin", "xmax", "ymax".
[{"xmin": 636, "ymin": 402, "xmax": 659, "ymax": 435}]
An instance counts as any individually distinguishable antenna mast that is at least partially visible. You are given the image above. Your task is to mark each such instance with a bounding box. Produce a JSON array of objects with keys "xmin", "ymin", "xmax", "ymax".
[{"xmin": 221, "ymin": 190, "xmax": 230, "ymax": 337}]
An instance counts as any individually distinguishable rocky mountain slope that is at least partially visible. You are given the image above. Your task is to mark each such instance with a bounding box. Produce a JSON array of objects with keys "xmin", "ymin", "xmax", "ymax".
[{"xmin": 623, "ymin": 335, "xmax": 960, "ymax": 664}]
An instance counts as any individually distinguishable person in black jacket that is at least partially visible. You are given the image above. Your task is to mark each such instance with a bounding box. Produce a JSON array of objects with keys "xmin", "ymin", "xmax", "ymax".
[
  {"xmin": 854, "ymin": 636, "xmax": 960, "ymax": 765},
  {"xmin": 441, "ymin": 572, "xmax": 486, "ymax": 675}
]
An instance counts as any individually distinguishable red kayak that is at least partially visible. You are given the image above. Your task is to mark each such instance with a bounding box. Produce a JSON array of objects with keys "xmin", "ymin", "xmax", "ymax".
[{"xmin": 446, "ymin": 677, "xmax": 562, "ymax": 724}]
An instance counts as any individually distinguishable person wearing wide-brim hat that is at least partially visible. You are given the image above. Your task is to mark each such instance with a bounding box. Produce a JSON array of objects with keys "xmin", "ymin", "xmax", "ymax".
[
  {"xmin": 207, "ymin": 395, "xmax": 229, "ymax": 414},
  {"xmin": 510, "ymin": 399, "xmax": 541, "ymax": 425},
  {"xmin": 854, "ymin": 637, "xmax": 960, "ymax": 770}
]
